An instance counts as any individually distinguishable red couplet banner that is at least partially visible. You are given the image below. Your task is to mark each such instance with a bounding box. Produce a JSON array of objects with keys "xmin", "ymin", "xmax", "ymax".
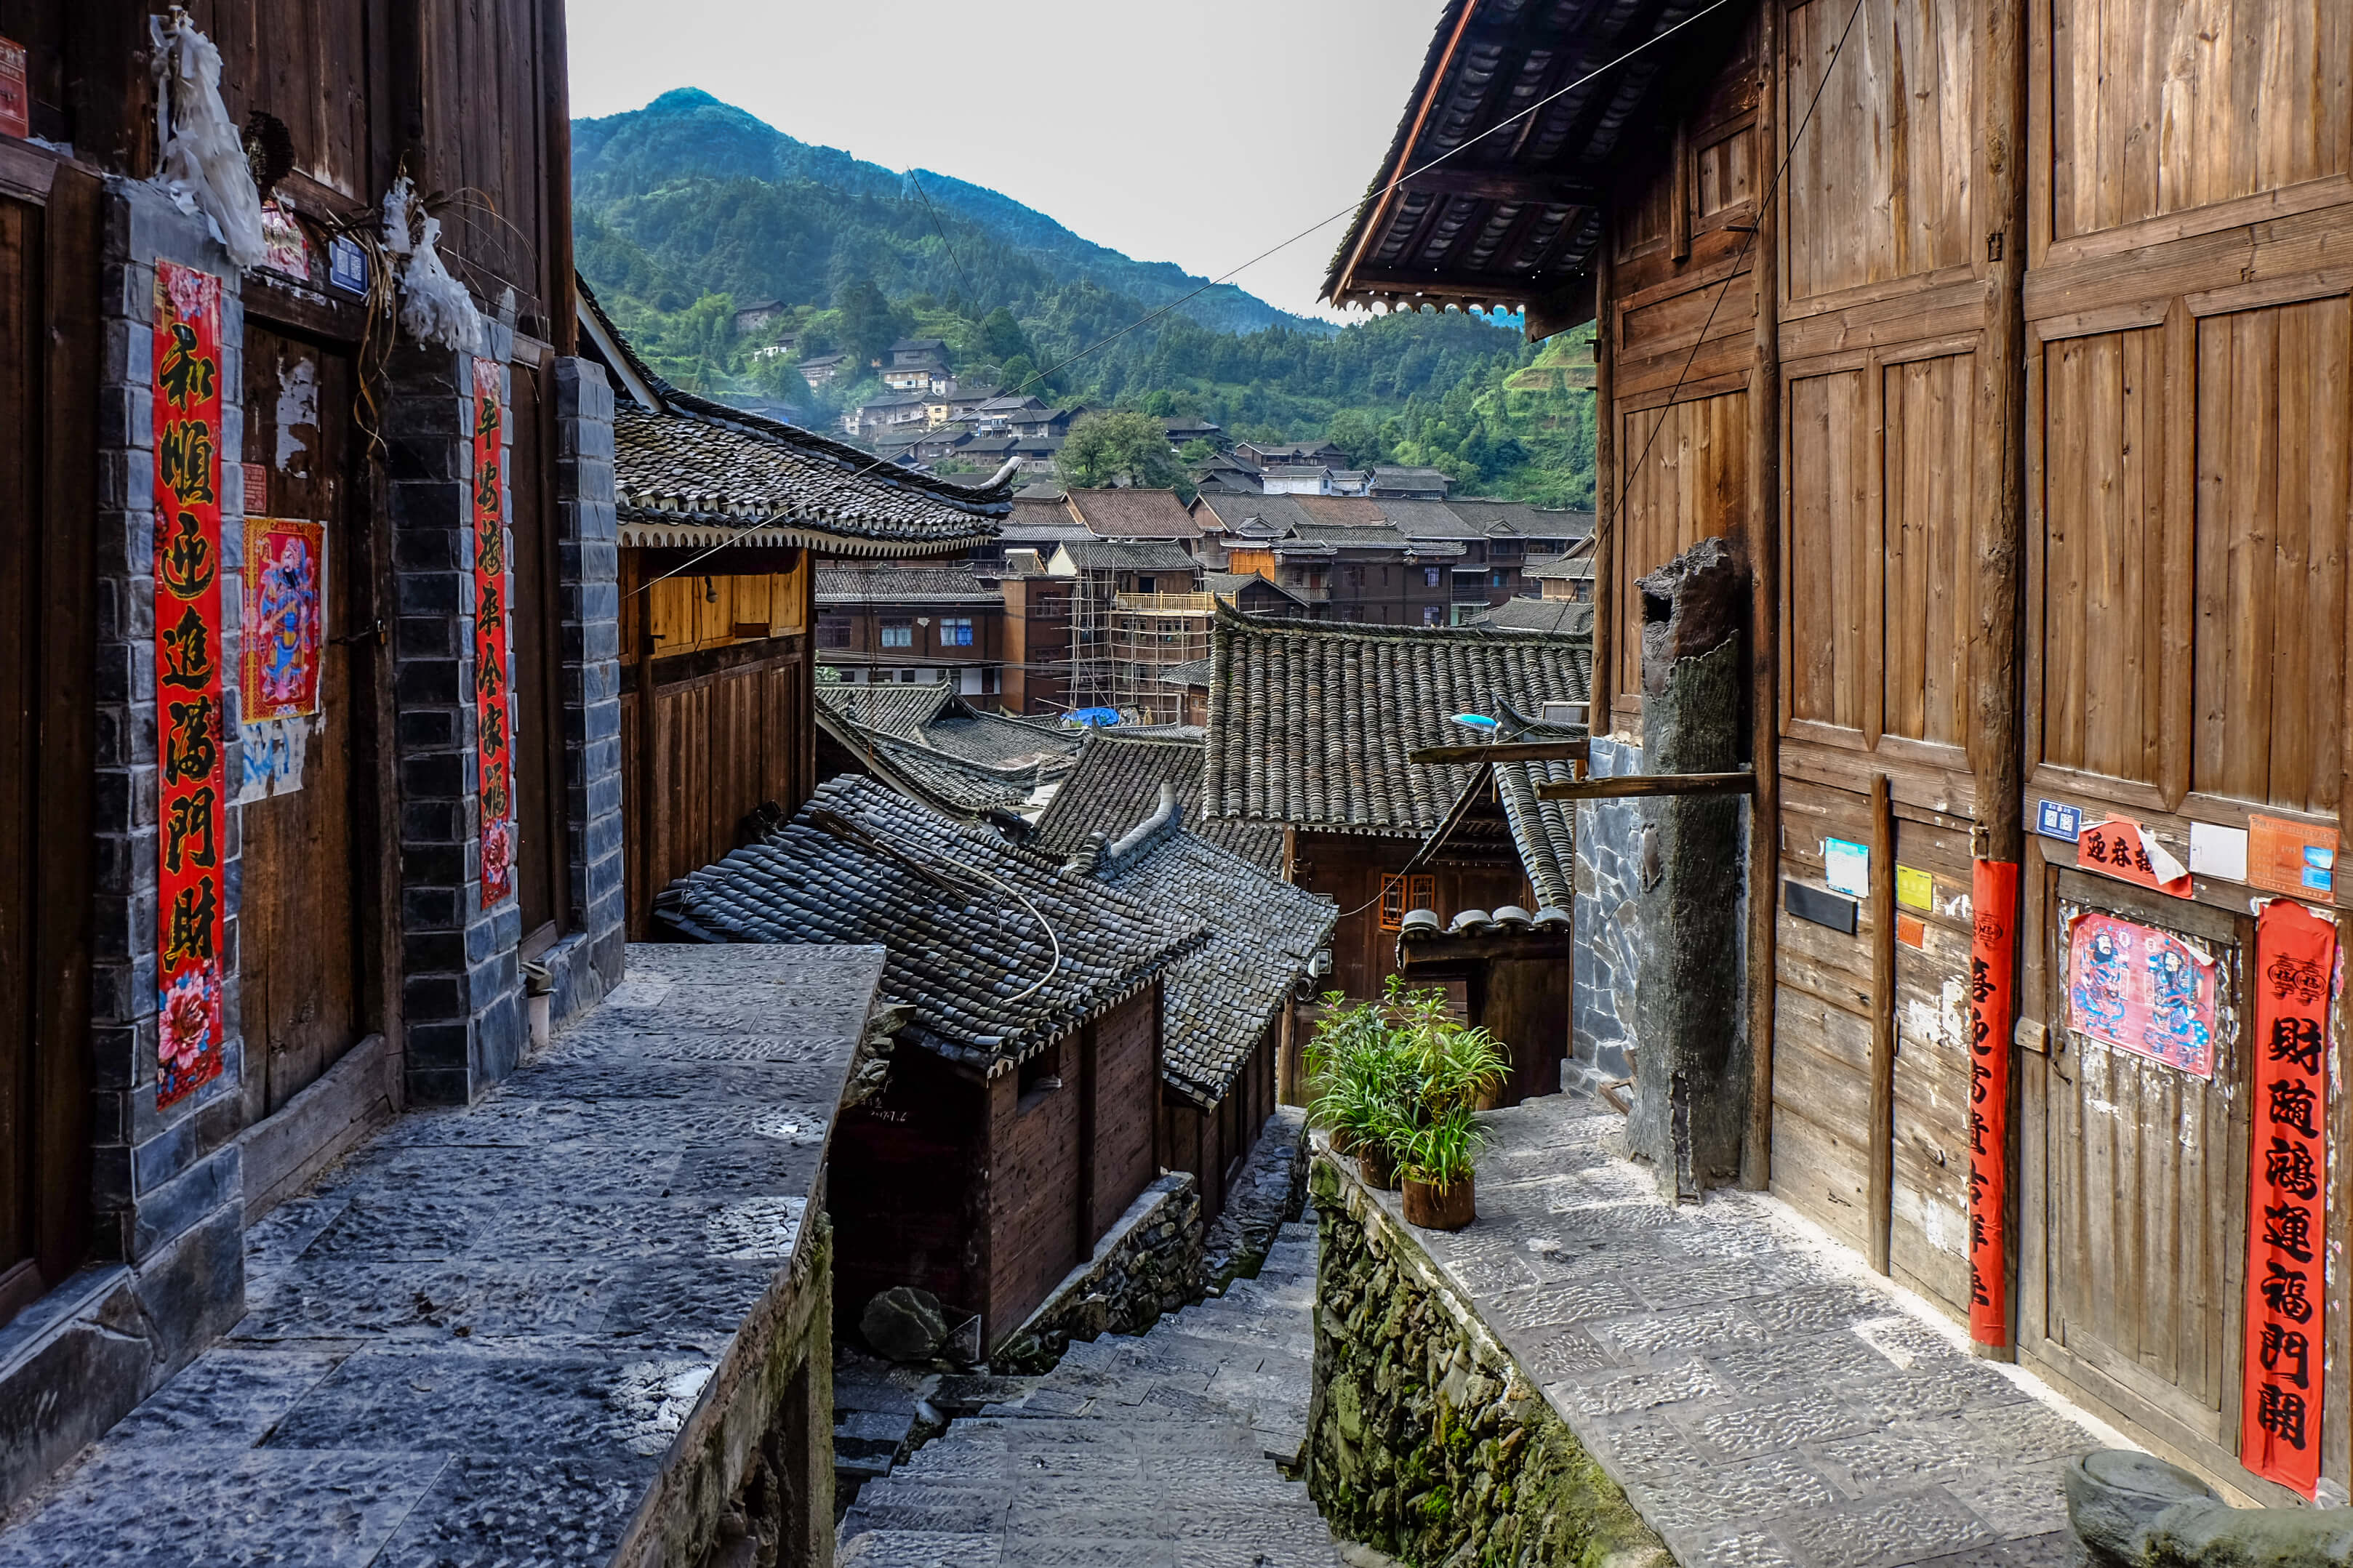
[
  {"xmin": 470, "ymin": 357, "xmax": 515, "ymax": 908},
  {"xmin": 153, "ymin": 260, "xmax": 228, "ymax": 1109},
  {"xmin": 1967, "ymin": 859, "xmax": 2019, "ymax": 1346},
  {"xmin": 2240, "ymin": 898, "xmax": 2338, "ymax": 1498}
]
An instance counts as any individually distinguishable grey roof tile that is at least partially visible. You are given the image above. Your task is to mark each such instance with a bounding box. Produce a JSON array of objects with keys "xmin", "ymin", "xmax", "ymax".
[
  {"xmin": 1033, "ymin": 733, "xmax": 1283, "ymax": 874},
  {"xmin": 1203, "ymin": 604, "xmax": 1592, "ymax": 836},
  {"xmin": 658, "ymin": 777, "xmax": 1203, "ymax": 1068}
]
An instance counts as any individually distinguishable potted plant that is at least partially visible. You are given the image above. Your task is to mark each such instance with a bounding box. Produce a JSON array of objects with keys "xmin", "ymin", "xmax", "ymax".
[
  {"xmin": 1399, "ymin": 1104, "xmax": 1485, "ymax": 1229},
  {"xmin": 1307, "ymin": 1010, "xmax": 1411, "ymax": 1189},
  {"xmin": 1384, "ymin": 980, "xmax": 1507, "ymax": 1229}
]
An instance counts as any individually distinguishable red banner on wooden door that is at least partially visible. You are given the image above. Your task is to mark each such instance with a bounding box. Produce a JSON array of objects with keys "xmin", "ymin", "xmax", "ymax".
[
  {"xmin": 470, "ymin": 356, "xmax": 514, "ymax": 908},
  {"xmin": 153, "ymin": 260, "xmax": 228, "ymax": 1107},
  {"xmin": 2240, "ymin": 898, "xmax": 2337, "ymax": 1498},
  {"xmin": 1966, "ymin": 859, "xmax": 2019, "ymax": 1346}
]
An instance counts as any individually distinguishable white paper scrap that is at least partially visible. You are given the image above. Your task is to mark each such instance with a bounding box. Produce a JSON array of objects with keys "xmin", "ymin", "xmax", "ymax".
[
  {"xmin": 2189, "ymin": 821, "xmax": 2249, "ymax": 882},
  {"xmin": 1824, "ymin": 837, "xmax": 1870, "ymax": 898}
]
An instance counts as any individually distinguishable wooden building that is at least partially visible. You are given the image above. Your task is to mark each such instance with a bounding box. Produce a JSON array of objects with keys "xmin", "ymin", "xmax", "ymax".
[
  {"xmin": 585, "ymin": 293, "xmax": 1009, "ymax": 936},
  {"xmin": 1330, "ymin": 0, "xmax": 2353, "ymax": 1503},
  {"xmin": 0, "ymin": 0, "xmax": 633, "ymax": 1509},
  {"xmin": 657, "ymin": 776, "xmax": 1198, "ymax": 1354},
  {"xmin": 1202, "ymin": 608, "xmax": 1592, "ymax": 1003},
  {"xmin": 816, "ymin": 563, "xmax": 1007, "ymax": 699}
]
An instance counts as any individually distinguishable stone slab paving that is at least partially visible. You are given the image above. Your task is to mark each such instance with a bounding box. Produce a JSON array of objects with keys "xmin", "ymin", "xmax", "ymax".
[
  {"xmin": 0, "ymin": 944, "xmax": 882, "ymax": 1567},
  {"xmin": 1340, "ymin": 1099, "xmax": 2117, "ymax": 1568},
  {"xmin": 839, "ymin": 1218, "xmax": 1344, "ymax": 1567}
]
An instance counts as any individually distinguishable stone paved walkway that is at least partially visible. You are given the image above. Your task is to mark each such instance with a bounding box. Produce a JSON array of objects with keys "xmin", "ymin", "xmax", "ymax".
[
  {"xmin": 1336, "ymin": 1099, "xmax": 2113, "ymax": 1568},
  {"xmin": 838, "ymin": 1218, "xmax": 1343, "ymax": 1567},
  {"xmin": 0, "ymin": 945, "xmax": 881, "ymax": 1567}
]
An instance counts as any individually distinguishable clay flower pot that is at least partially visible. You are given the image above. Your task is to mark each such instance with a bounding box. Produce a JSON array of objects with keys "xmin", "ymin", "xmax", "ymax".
[
  {"xmin": 1403, "ymin": 1175, "xmax": 1475, "ymax": 1231},
  {"xmin": 1357, "ymin": 1145, "xmax": 1398, "ymax": 1189},
  {"xmin": 1327, "ymin": 1126, "xmax": 1356, "ymax": 1158}
]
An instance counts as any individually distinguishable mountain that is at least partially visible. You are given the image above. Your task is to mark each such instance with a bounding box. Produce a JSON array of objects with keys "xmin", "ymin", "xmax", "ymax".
[
  {"xmin": 572, "ymin": 88, "xmax": 1318, "ymax": 338},
  {"xmin": 569, "ymin": 90, "xmax": 1593, "ymax": 503}
]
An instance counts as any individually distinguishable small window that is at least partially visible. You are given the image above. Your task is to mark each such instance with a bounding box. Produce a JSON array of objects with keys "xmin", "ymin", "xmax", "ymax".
[
  {"xmin": 1017, "ymin": 1048, "xmax": 1063, "ymax": 1111},
  {"xmin": 1424, "ymin": 567, "xmax": 1441, "ymax": 587},
  {"xmin": 881, "ymin": 622, "xmax": 913, "ymax": 648},
  {"xmin": 941, "ymin": 617, "xmax": 974, "ymax": 647},
  {"xmin": 1379, "ymin": 873, "xmax": 1438, "ymax": 931},
  {"xmin": 1491, "ymin": 571, "xmax": 1507, "ymax": 588},
  {"xmin": 1422, "ymin": 606, "xmax": 1443, "ymax": 627},
  {"xmin": 817, "ymin": 614, "xmax": 851, "ymax": 649},
  {"xmin": 1135, "ymin": 576, "xmax": 1155, "ymax": 594}
]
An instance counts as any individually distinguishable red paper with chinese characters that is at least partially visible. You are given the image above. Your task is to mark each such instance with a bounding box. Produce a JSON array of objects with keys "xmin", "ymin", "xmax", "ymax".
[
  {"xmin": 152, "ymin": 261, "xmax": 227, "ymax": 1107},
  {"xmin": 2076, "ymin": 816, "xmax": 2192, "ymax": 897},
  {"xmin": 2240, "ymin": 899, "xmax": 2336, "ymax": 1498},
  {"xmin": 1968, "ymin": 859, "xmax": 2019, "ymax": 1346},
  {"xmin": 470, "ymin": 357, "xmax": 514, "ymax": 907}
]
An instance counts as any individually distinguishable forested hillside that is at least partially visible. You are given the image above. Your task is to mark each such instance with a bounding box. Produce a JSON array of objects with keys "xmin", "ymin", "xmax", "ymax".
[{"xmin": 572, "ymin": 89, "xmax": 1595, "ymax": 504}]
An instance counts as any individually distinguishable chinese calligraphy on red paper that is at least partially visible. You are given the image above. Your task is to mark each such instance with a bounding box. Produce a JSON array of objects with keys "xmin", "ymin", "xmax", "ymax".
[
  {"xmin": 153, "ymin": 261, "xmax": 227, "ymax": 1107},
  {"xmin": 470, "ymin": 357, "xmax": 514, "ymax": 907},
  {"xmin": 1967, "ymin": 859, "xmax": 2019, "ymax": 1346},
  {"xmin": 2240, "ymin": 898, "xmax": 2336, "ymax": 1498}
]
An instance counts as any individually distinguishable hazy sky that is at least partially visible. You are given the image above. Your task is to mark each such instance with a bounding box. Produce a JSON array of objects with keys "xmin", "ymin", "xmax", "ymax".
[{"xmin": 564, "ymin": 0, "xmax": 1442, "ymax": 321}]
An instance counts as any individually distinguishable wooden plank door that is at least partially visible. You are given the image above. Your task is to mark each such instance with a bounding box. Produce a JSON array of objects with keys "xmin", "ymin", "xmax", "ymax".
[
  {"xmin": 238, "ymin": 326, "xmax": 377, "ymax": 1119},
  {"xmin": 2041, "ymin": 874, "xmax": 2248, "ymax": 1460},
  {"xmin": 0, "ymin": 170, "xmax": 97, "ymax": 1323}
]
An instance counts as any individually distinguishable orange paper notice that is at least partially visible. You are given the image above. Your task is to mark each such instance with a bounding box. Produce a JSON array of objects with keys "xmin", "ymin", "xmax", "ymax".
[
  {"xmin": 2247, "ymin": 815, "xmax": 2338, "ymax": 901},
  {"xmin": 2077, "ymin": 816, "xmax": 2192, "ymax": 898}
]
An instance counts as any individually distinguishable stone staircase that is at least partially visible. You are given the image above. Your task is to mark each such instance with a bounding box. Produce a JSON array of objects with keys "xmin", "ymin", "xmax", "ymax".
[{"xmin": 838, "ymin": 1218, "xmax": 1341, "ymax": 1567}]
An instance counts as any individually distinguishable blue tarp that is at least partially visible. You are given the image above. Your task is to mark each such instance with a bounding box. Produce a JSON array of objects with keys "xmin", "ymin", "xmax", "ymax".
[{"xmin": 1067, "ymin": 707, "xmax": 1122, "ymax": 728}]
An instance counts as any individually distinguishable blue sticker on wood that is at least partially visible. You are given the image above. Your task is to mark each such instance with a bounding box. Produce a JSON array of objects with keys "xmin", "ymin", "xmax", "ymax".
[
  {"xmin": 327, "ymin": 235, "xmax": 368, "ymax": 296},
  {"xmin": 2036, "ymin": 799, "xmax": 2083, "ymax": 843}
]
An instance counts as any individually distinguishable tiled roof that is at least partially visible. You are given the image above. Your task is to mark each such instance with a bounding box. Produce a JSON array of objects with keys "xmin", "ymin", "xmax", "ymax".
[
  {"xmin": 1449, "ymin": 500, "xmax": 1592, "ymax": 539},
  {"xmin": 1052, "ymin": 539, "xmax": 1201, "ymax": 574},
  {"xmin": 817, "ymin": 681, "xmax": 956, "ymax": 740},
  {"xmin": 851, "ymin": 728, "xmax": 1043, "ymax": 816},
  {"xmin": 1203, "ymin": 604, "xmax": 1592, "ymax": 837},
  {"xmin": 1371, "ymin": 467, "xmax": 1450, "ymax": 488},
  {"xmin": 1473, "ymin": 598, "xmax": 1595, "ymax": 636},
  {"xmin": 657, "ymin": 776, "xmax": 1202, "ymax": 1069},
  {"xmin": 1079, "ymin": 794, "xmax": 1336, "ymax": 1108},
  {"xmin": 1204, "ymin": 572, "xmax": 1309, "ymax": 609},
  {"xmin": 1162, "ymin": 658, "xmax": 1214, "ymax": 688},
  {"xmin": 1494, "ymin": 757, "xmax": 1578, "ymax": 911},
  {"xmin": 1191, "ymin": 494, "xmax": 1320, "ymax": 536},
  {"xmin": 816, "ymin": 564, "xmax": 1001, "ymax": 605},
  {"xmin": 1526, "ymin": 553, "xmax": 1595, "ymax": 580},
  {"xmin": 1288, "ymin": 496, "xmax": 1393, "ymax": 528},
  {"xmin": 1033, "ymin": 733, "xmax": 1284, "ymax": 873},
  {"xmin": 1067, "ymin": 489, "xmax": 1203, "ymax": 541},
  {"xmin": 919, "ymin": 706, "xmax": 1085, "ymax": 771}
]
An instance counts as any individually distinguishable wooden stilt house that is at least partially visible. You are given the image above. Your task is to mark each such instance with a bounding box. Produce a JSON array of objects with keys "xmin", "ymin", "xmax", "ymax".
[{"xmin": 1331, "ymin": 0, "xmax": 2353, "ymax": 1504}]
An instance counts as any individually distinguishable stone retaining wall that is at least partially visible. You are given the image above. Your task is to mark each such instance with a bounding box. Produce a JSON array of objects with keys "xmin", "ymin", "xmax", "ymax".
[
  {"xmin": 1305, "ymin": 1156, "xmax": 1667, "ymax": 1568},
  {"xmin": 996, "ymin": 1172, "xmax": 1205, "ymax": 1372}
]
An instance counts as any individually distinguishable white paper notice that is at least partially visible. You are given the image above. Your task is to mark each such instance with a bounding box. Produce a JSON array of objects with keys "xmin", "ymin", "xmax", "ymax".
[
  {"xmin": 1824, "ymin": 837, "xmax": 1870, "ymax": 898},
  {"xmin": 2189, "ymin": 821, "xmax": 2249, "ymax": 882}
]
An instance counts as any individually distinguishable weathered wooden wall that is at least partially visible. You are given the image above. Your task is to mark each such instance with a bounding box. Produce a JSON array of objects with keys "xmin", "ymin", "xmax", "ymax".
[
  {"xmin": 1089, "ymin": 992, "xmax": 1161, "ymax": 1239},
  {"xmin": 831, "ymin": 1048, "xmax": 987, "ymax": 1327},
  {"xmin": 1595, "ymin": 0, "xmax": 2353, "ymax": 1504},
  {"xmin": 1291, "ymin": 832, "xmax": 1530, "ymax": 1002}
]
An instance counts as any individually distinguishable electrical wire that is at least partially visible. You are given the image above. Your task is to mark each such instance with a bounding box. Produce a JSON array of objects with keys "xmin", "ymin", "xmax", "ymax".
[
  {"xmin": 628, "ymin": 0, "xmax": 1744, "ymax": 602},
  {"xmin": 1602, "ymin": 0, "xmax": 1869, "ymax": 550}
]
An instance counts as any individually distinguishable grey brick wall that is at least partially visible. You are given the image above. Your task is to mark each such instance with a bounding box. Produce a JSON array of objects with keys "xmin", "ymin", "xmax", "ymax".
[
  {"xmin": 385, "ymin": 338, "xmax": 524, "ymax": 1105},
  {"xmin": 545, "ymin": 358, "xmax": 624, "ymax": 1025}
]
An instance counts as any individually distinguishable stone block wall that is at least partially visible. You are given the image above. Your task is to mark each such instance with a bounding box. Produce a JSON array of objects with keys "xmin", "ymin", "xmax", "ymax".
[
  {"xmin": 1305, "ymin": 1157, "xmax": 1668, "ymax": 1568},
  {"xmin": 1568, "ymin": 735, "xmax": 1752, "ymax": 1106},
  {"xmin": 385, "ymin": 340, "xmax": 524, "ymax": 1104},
  {"xmin": 547, "ymin": 358, "xmax": 625, "ymax": 1024}
]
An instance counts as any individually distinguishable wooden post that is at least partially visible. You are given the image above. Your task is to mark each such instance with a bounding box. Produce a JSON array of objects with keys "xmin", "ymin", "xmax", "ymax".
[
  {"xmin": 1742, "ymin": 1, "xmax": 1784, "ymax": 1194},
  {"xmin": 540, "ymin": 0, "xmax": 577, "ymax": 355},
  {"xmin": 1592, "ymin": 236, "xmax": 1617, "ymax": 739},
  {"xmin": 1867, "ymin": 773, "xmax": 1896, "ymax": 1274},
  {"xmin": 634, "ymin": 555, "xmax": 666, "ymax": 930},
  {"xmin": 1971, "ymin": 0, "xmax": 2031, "ymax": 1360}
]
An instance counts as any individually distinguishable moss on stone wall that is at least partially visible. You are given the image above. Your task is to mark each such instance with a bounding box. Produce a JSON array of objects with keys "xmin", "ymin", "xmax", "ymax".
[{"xmin": 1306, "ymin": 1159, "xmax": 1667, "ymax": 1568}]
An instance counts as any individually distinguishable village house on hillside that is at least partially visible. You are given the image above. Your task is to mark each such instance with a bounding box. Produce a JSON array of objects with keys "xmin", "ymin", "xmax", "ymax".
[{"xmin": 817, "ymin": 562, "xmax": 1008, "ymax": 698}]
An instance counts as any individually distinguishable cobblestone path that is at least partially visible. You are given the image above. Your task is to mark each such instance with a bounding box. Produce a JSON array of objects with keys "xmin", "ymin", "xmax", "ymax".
[{"xmin": 838, "ymin": 1218, "xmax": 1342, "ymax": 1567}]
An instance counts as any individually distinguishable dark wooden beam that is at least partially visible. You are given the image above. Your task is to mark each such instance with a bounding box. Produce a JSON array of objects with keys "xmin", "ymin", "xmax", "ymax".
[
  {"xmin": 1403, "ymin": 166, "xmax": 1603, "ymax": 206},
  {"xmin": 1395, "ymin": 931, "xmax": 1575, "ymax": 971},
  {"xmin": 1741, "ymin": 0, "xmax": 1783, "ymax": 1197},
  {"xmin": 1535, "ymin": 771, "xmax": 1753, "ymax": 800},
  {"xmin": 1408, "ymin": 739, "xmax": 1589, "ymax": 765},
  {"xmin": 1866, "ymin": 773, "xmax": 1895, "ymax": 1274},
  {"xmin": 1344, "ymin": 267, "xmax": 1568, "ymax": 302},
  {"xmin": 1523, "ymin": 271, "xmax": 1598, "ymax": 344},
  {"xmin": 1592, "ymin": 236, "xmax": 1616, "ymax": 738}
]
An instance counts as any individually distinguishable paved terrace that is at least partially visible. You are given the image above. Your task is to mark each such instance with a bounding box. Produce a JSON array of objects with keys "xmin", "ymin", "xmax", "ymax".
[
  {"xmin": 0, "ymin": 944, "xmax": 885, "ymax": 1567},
  {"xmin": 1326, "ymin": 1101, "xmax": 2116, "ymax": 1568}
]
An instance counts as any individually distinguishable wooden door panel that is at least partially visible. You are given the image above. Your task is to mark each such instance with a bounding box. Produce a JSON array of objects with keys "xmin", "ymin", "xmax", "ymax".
[
  {"xmin": 2043, "ymin": 876, "xmax": 2246, "ymax": 1444},
  {"xmin": 2191, "ymin": 299, "xmax": 2350, "ymax": 815},
  {"xmin": 238, "ymin": 328, "xmax": 372, "ymax": 1118},
  {"xmin": 1785, "ymin": 370, "xmax": 1870, "ymax": 729},
  {"xmin": 1883, "ymin": 354, "xmax": 1976, "ymax": 747}
]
